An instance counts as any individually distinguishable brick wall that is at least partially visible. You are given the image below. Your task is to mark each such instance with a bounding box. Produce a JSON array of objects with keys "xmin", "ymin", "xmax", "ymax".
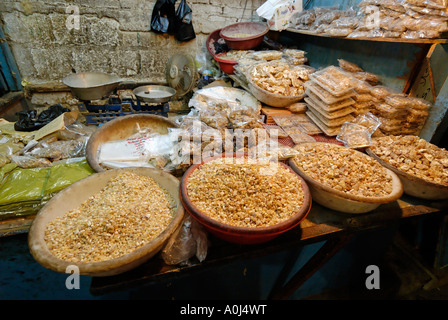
[{"xmin": 0, "ymin": 0, "xmax": 264, "ymax": 85}]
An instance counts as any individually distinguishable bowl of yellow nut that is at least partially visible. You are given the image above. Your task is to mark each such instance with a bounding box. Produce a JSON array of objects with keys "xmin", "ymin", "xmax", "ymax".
[
  {"xmin": 289, "ymin": 142, "xmax": 403, "ymax": 214},
  {"xmin": 366, "ymin": 135, "xmax": 448, "ymax": 200},
  {"xmin": 180, "ymin": 153, "xmax": 311, "ymax": 244},
  {"xmin": 28, "ymin": 167, "xmax": 184, "ymax": 276},
  {"xmin": 247, "ymin": 62, "xmax": 307, "ymax": 107}
]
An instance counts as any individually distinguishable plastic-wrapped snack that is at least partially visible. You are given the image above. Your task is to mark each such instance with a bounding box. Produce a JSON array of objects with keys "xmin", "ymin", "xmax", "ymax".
[
  {"xmin": 407, "ymin": 96, "xmax": 432, "ymax": 110},
  {"xmin": 306, "ymin": 89, "xmax": 356, "ymax": 112},
  {"xmin": 338, "ymin": 59, "xmax": 364, "ymax": 73},
  {"xmin": 282, "ymin": 49, "xmax": 306, "ymax": 59},
  {"xmin": 314, "ymin": 10, "xmax": 344, "ymax": 25},
  {"xmin": 11, "ymin": 155, "xmax": 52, "ymax": 169},
  {"xmin": 402, "ymin": 30, "xmax": 441, "ymax": 39},
  {"xmin": 297, "ymin": 119, "xmax": 323, "ymax": 135},
  {"xmin": 384, "ymin": 94, "xmax": 412, "ymax": 109},
  {"xmin": 352, "ymin": 71, "xmax": 380, "ymax": 85},
  {"xmin": 290, "ymin": 132, "xmax": 316, "ymax": 144},
  {"xmin": 289, "ymin": 9, "xmax": 317, "ymax": 28},
  {"xmin": 304, "ymin": 80, "xmax": 356, "ymax": 105},
  {"xmin": 265, "ymin": 125, "xmax": 289, "ymax": 138},
  {"xmin": 325, "ymin": 27, "xmax": 354, "ymax": 37},
  {"xmin": 305, "ymin": 97, "xmax": 355, "ymax": 118},
  {"xmin": 380, "ymin": 6, "xmax": 406, "ymax": 17},
  {"xmin": 353, "ymin": 92, "xmax": 374, "ymax": 102},
  {"xmin": 334, "ymin": 16, "xmax": 360, "ymax": 29},
  {"xmin": 0, "ymin": 154, "xmax": 10, "ymax": 168},
  {"xmin": 374, "ymin": 103, "xmax": 408, "ymax": 118},
  {"xmin": 380, "ymin": 17, "xmax": 407, "ymax": 32},
  {"xmin": 336, "ymin": 122, "xmax": 372, "ymax": 148},
  {"xmin": 290, "ymin": 113, "xmax": 311, "ymax": 123},
  {"xmin": 370, "ymin": 85, "xmax": 398, "ymax": 99},
  {"xmin": 228, "ymin": 107, "xmax": 263, "ymax": 129},
  {"xmin": 288, "ymin": 102, "xmax": 308, "ymax": 113},
  {"xmin": 283, "ymin": 126, "xmax": 306, "ymax": 135},
  {"xmin": 405, "ymin": 3, "xmax": 448, "ymax": 17},
  {"xmin": 315, "ymin": 23, "xmax": 330, "ymax": 33},
  {"xmin": 404, "ymin": 17, "xmax": 448, "ymax": 32},
  {"xmin": 347, "ymin": 30, "xmax": 372, "ymax": 38},
  {"xmin": 309, "ymin": 66, "xmax": 357, "ymax": 96},
  {"xmin": 272, "ymin": 114, "xmax": 295, "ymax": 127},
  {"xmin": 407, "ymin": 108, "xmax": 429, "ymax": 122},
  {"xmin": 352, "ymin": 112, "xmax": 381, "ymax": 134},
  {"xmin": 290, "ymin": 65, "xmax": 316, "ymax": 81},
  {"xmin": 252, "ymin": 50, "xmax": 283, "ymax": 61},
  {"xmin": 200, "ymin": 110, "xmax": 229, "ymax": 129},
  {"xmin": 406, "ymin": 0, "xmax": 448, "ymax": 10},
  {"xmin": 283, "ymin": 56, "xmax": 308, "ymax": 66}
]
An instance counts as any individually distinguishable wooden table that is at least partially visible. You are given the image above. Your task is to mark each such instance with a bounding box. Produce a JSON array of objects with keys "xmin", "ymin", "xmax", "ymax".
[{"xmin": 90, "ymin": 195, "xmax": 448, "ymax": 299}]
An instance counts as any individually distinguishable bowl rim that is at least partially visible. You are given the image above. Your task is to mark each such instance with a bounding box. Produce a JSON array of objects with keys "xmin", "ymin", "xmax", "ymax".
[
  {"xmin": 288, "ymin": 142, "xmax": 404, "ymax": 204},
  {"xmin": 62, "ymin": 71, "xmax": 123, "ymax": 89},
  {"xmin": 85, "ymin": 114, "xmax": 179, "ymax": 172},
  {"xmin": 366, "ymin": 147, "xmax": 448, "ymax": 190},
  {"xmin": 180, "ymin": 153, "xmax": 312, "ymax": 235},
  {"xmin": 28, "ymin": 167, "xmax": 185, "ymax": 276},
  {"xmin": 206, "ymin": 28, "xmax": 222, "ymax": 58},
  {"xmin": 246, "ymin": 63, "xmax": 306, "ymax": 100},
  {"xmin": 219, "ymin": 22, "xmax": 269, "ymax": 42},
  {"xmin": 215, "ymin": 52, "xmax": 238, "ymax": 64}
]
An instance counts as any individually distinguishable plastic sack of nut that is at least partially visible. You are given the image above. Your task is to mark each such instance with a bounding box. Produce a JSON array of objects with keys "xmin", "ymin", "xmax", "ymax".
[
  {"xmin": 336, "ymin": 122, "xmax": 373, "ymax": 149},
  {"xmin": 161, "ymin": 215, "xmax": 208, "ymax": 265}
]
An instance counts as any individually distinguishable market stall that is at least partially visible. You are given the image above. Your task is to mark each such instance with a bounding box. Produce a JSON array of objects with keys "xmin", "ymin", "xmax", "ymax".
[{"xmin": 1, "ymin": 12, "xmax": 448, "ymax": 299}]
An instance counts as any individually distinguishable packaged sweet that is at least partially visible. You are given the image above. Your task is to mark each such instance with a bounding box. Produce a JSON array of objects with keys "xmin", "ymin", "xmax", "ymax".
[
  {"xmin": 336, "ymin": 122, "xmax": 372, "ymax": 149},
  {"xmin": 325, "ymin": 27, "xmax": 354, "ymax": 37},
  {"xmin": 288, "ymin": 102, "xmax": 308, "ymax": 113},
  {"xmin": 352, "ymin": 112, "xmax": 381, "ymax": 134},
  {"xmin": 289, "ymin": 132, "xmax": 316, "ymax": 144},
  {"xmin": 309, "ymin": 66, "xmax": 357, "ymax": 97},
  {"xmin": 338, "ymin": 59, "xmax": 364, "ymax": 73}
]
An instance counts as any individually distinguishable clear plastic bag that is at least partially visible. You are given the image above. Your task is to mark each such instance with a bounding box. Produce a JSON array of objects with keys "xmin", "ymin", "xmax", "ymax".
[
  {"xmin": 304, "ymin": 80, "xmax": 356, "ymax": 105},
  {"xmin": 352, "ymin": 112, "xmax": 381, "ymax": 134},
  {"xmin": 10, "ymin": 155, "xmax": 52, "ymax": 169},
  {"xmin": 402, "ymin": 30, "xmax": 441, "ymax": 39},
  {"xmin": 161, "ymin": 215, "xmax": 208, "ymax": 266},
  {"xmin": 338, "ymin": 59, "xmax": 364, "ymax": 73},
  {"xmin": 289, "ymin": 132, "xmax": 316, "ymax": 144},
  {"xmin": 309, "ymin": 66, "xmax": 357, "ymax": 96},
  {"xmin": 325, "ymin": 27, "xmax": 354, "ymax": 37},
  {"xmin": 336, "ymin": 122, "xmax": 372, "ymax": 149}
]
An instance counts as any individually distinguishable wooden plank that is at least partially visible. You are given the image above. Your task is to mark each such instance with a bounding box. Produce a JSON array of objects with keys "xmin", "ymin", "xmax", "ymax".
[
  {"xmin": 90, "ymin": 198, "xmax": 447, "ymax": 296},
  {"xmin": 286, "ymin": 28, "xmax": 448, "ymax": 44}
]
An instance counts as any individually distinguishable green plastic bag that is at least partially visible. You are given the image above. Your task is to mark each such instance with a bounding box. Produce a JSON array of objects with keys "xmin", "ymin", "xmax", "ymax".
[{"xmin": 0, "ymin": 159, "xmax": 95, "ymax": 220}]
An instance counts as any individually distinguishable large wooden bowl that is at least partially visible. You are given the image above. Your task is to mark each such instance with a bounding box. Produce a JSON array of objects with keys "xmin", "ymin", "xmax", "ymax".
[
  {"xmin": 366, "ymin": 148, "xmax": 448, "ymax": 200},
  {"xmin": 289, "ymin": 143, "xmax": 403, "ymax": 214},
  {"xmin": 180, "ymin": 153, "xmax": 311, "ymax": 244},
  {"xmin": 86, "ymin": 114, "xmax": 179, "ymax": 172},
  {"xmin": 28, "ymin": 167, "xmax": 184, "ymax": 276}
]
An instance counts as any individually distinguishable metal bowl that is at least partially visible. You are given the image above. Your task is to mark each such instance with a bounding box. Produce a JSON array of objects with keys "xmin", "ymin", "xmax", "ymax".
[
  {"xmin": 62, "ymin": 72, "xmax": 122, "ymax": 101},
  {"xmin": 133, "ymin": 85, "xmax": 176, "ymax": 104}
]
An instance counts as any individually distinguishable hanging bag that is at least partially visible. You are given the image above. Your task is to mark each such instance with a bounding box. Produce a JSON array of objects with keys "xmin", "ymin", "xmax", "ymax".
[
  {"xmin": 150, "ymin": 0, "xmax": 177, "ymax": 34},
  {"xmin": 174, "ymin": 0, "xmax": 196, "ymax": 42}
]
